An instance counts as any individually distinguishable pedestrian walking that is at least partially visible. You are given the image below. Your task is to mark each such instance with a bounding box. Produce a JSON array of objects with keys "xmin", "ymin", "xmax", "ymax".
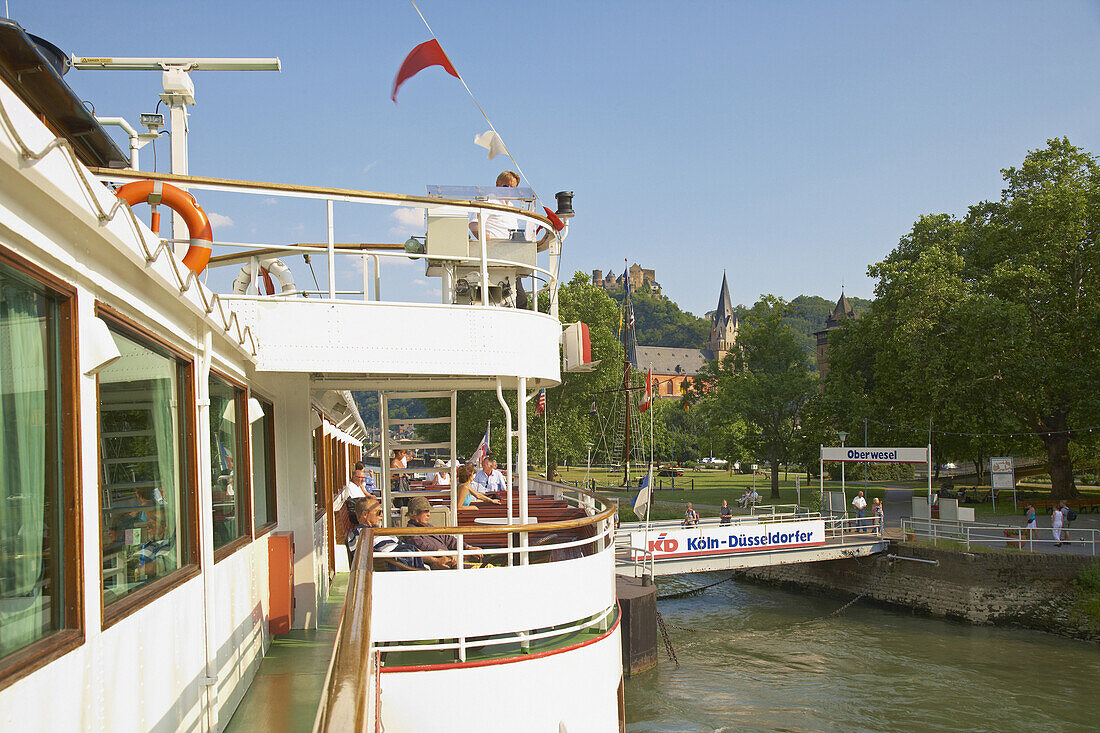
[
  {"xmin": 1024, "ymin": 504, "xmax": 1037, "ymax": 542},
  {"xmin": 872, "ymin": 497, "xmax": 884, "ymax": 533},
  {"xmin": 1059, "ymin": 501, "xmax": 1075, "ymax": 545},
  {"xmin": 1052, "ymin": 503, "xmax": 1064, "ymax": 546}
]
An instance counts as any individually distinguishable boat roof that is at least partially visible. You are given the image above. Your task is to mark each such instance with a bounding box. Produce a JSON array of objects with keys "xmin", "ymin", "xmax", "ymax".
[{"xmin": 0, "ymin": 19, "xmax": 129, "ymax": 168}]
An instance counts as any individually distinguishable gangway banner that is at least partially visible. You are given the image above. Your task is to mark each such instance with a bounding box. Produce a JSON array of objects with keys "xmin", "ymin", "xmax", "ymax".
[
  {"xmin": 630, "ymin": 519, "xmax": 826, "ymax": 561},
  {"xmin": 820, "ymin": 446, "xmax": 928, "ymax": 464}
]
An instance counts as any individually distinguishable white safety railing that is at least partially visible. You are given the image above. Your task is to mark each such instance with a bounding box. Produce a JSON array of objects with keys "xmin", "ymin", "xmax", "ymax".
[
  {"xmin": 372, "ymin": 482, "xmax": 617, "ymax": 570},
  {"xmin": 92, "ymin": 169, "xmax": 566, "ymax": 316},
  {"xmin": 614, "ymin": 533, "xmax": 656, "ymax": 579},
  {"xmin": 902, "ymin": 517, "xmax": 1098, "ymax": 555}
]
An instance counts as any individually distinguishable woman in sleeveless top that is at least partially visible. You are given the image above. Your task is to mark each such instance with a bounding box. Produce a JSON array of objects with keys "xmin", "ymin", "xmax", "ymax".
[{"xmin": 456, "ymin": 463, "xmax": 501, "ymax": 508}]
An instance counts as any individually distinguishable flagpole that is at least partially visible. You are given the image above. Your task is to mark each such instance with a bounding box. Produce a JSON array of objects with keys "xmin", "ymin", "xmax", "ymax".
[
  {"xmin": 649, "ymin": 364, "xmax": 654, "ymax": 469},
  {"xmin": 643, "ymin": 468, "xmax": 653, "ymax": 584},
  {"xmin": 543, "ymin": 397, "xmax": 548, "ymax": 480}
]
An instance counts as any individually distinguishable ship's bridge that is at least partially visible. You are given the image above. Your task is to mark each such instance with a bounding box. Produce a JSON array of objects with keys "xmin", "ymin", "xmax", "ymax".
[{"xmin": 93, "ymin": 170, "xmax": 572, "ymax": 389}]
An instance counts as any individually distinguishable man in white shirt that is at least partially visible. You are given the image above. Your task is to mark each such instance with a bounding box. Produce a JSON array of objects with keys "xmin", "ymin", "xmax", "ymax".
[
  {"xmin": 473, "ymin": 457, "xmax": 508, "ymax": 498},
  {"xmin": 851, "ymin": 491, "xmax": 868, "ymax": 532},
  {"xmin": 334, "ymin": 463, "xmax": 376, "ymax": 512}
]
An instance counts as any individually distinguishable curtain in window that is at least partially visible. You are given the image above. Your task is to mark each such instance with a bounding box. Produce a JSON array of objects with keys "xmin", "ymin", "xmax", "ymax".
[
  {"xmin": 0, "ymin": 278, "xmax": 51, "ymax": 654},
  {"xmin": 149, "ymin": 369, "xmax": 179, "ymax": 569}
]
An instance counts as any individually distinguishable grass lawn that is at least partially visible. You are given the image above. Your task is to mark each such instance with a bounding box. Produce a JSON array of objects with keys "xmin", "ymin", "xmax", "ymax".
[
  {"xmin": 553, "ymin": 466, "xmax": 919, "ymax": 523},
  {"xmin": 545, "ymin": 467, "xmax": 1100, "ymax": 523}
]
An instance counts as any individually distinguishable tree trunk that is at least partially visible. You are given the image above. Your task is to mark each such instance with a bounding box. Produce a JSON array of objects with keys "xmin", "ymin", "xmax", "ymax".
[
  {"xmin": 1040, "ymin": 429, "xmax": 1079, "ymax": 499},
  {"xmin": 769, "ymin": 454, "xmax": 781, "ymax": 499}
]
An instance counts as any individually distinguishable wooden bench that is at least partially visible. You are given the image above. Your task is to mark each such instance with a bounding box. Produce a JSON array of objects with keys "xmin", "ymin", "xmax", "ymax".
[{"xmin": 1026, "ymin": 498, "xmax": 1100, "ymax": 513}]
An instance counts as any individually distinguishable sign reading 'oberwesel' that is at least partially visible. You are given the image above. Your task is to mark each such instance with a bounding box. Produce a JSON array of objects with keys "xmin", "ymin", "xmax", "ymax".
[
  {"xmin": 630, "ymin": 519, "xmax": 826, "ymax": 561},
  {"xmin": 820, "ymin": 446, "xmax": 929, "ymax": 464}
]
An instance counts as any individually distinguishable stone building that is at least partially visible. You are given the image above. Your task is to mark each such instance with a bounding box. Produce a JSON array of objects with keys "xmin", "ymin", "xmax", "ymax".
[{"xmin": 813, "ymin": 292, "xmax": 856, "ymax": 380}]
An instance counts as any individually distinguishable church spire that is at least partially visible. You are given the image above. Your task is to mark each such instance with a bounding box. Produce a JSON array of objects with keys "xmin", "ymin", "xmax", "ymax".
[{"xmin": 714, "ymin": 271, "xmax": 734, "ymax": 326}]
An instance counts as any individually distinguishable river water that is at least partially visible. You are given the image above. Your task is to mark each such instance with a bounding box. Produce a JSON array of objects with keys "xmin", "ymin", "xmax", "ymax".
[{"xmin": 624, "ymin": 573, "xmax": 1100, "ymax": 732}]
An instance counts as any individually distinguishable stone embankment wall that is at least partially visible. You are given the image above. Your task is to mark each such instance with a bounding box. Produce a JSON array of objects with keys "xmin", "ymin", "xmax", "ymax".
[{"xmin": 736, "ymin": 542, "xmax": 1099, "ymax": 641}]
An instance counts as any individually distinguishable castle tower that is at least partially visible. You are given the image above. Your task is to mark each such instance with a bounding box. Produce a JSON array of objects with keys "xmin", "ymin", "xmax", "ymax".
[
  {"xmin": 707, "ymin": 272, "xmax": 738, "ymax": 363},
  {"xmin": 814, "ymin": 291, "xmax": 856, "ymax": 380}
]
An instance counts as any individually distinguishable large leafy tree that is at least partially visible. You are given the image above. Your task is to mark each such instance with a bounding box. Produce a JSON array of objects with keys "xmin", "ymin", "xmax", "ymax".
[
  {"xmin": 694, "ymin": 296, "xmax": 818, "ymax": 498},
  {"xmin": 828, "ymin": 139, "xmax": 1100, "ymax": 498}
]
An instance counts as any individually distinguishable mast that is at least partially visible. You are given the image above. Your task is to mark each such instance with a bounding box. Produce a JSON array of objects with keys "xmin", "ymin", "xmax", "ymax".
[{"xmin": 623, "ymin": 355, "xmax": 631, "ymax": 486}]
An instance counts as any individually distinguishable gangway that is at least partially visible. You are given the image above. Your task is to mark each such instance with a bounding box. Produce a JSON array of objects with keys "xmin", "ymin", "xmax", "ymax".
[{"xmin": 615, "ymin": 512, "xmax": 886, "ymax": 577}]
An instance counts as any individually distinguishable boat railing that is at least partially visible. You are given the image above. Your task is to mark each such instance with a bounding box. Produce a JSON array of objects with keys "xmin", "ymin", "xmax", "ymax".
[
  {"xmin": 91, "ymin": 168, "xmax": 564, "ymax": 316},
  {"xmin": 315, "ymin": 533, "xmax": 377, "ymax": 733},
  {"xmin": 901, "ymin": 517, "xmax": 1098, "ymax": 555},
  {"xmin": 373, "ymin": 495, "xmax": 617, "ymax": 568}
]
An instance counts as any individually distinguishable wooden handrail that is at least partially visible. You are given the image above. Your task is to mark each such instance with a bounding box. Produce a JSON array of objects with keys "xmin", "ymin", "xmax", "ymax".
[
  {"xmin": 89, "ymin": 167, "xmax": 558, "ymax": 229},
  {"xmin": 315, "ymin": 536, "xmax": 375, "ymax": 732},
  {"xmin": 377, "ymin": 504, "xmax": 615, "ymax": 538}
]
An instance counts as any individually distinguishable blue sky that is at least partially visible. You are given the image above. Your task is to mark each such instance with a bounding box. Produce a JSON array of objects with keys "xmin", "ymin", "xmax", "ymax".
[{"xmin": 12, "ymin": 1, "xmax": 1100, "ymax": 315}]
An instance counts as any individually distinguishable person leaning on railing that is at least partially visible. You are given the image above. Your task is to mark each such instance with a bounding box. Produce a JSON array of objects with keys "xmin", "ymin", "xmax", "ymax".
[{"xmin": 404, "ymin": 496, "xmax": 484, "ymax": 570}]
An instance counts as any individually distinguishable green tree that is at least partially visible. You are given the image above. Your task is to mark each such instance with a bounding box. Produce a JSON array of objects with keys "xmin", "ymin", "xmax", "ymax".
[
  {"xmin": 694, "ymin": 296, "xmax": 818, "ymax": 498},
  {"xmin": 828, "ymin": 139, "xmax": 1100, "ymax": 499}
]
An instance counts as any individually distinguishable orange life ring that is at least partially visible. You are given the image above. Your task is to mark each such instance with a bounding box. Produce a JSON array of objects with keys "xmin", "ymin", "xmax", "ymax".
[{"xmin": 115, "ymin": 180, "xmax": 214, "ymax": 274}]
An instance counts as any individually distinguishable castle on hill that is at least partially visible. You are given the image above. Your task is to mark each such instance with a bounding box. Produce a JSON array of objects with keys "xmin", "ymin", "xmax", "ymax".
[{"xmin": 592, "ymin": 263, "xmax": 661, "ymax": 295}]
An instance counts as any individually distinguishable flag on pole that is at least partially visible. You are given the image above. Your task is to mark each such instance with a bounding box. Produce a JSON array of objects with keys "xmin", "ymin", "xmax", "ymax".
[
  {"xmin": 535, "ymin": 388, "xmax": 546, "ymax": 416},
  {"xmin": 471, "ymin": 424, "xmax": 490, "ymax": 465},
  {"xmin": 639, "ymin": 368, "xmax": 653, "ymax": 413},
  {"xmin": 632, "ymin": 467, "xmax": 652, "ymax": 517},
  {"xmin": 474, "ymin": 129, "xmax": 508, "ymax": 159},
  {"xmin": 391, "ymin": 39, "xmax": 460, "ymax": 102}
]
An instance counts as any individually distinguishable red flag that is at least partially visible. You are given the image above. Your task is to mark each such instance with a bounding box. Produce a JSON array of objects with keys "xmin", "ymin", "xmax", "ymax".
[
  {"xmin": 392, "ymin": 39, "xmax": 459, "ymax": 102},
  {"xmin": 542, "ymin": 207, "xmax": 565, "ymax": 232},
  {"xmin": 639, "ymin": 368, "xmax": 652, "ymax": 413}
]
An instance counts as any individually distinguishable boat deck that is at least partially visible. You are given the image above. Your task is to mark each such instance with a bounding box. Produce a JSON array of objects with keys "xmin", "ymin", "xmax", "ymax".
[{"xmin": 224, "ymin": 574, "xmax": 348, "ymax": 733}]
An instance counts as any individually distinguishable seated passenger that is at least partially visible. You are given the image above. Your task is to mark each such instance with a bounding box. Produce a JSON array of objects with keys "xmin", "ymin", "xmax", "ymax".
[
  {"xmin": 473, "ymin": 456, "xmax": 508, "ymax": 498},
  {"xmin": 349, "ymin": 496, "xmax": 426, "ymax": 570},
  {"xmin": 737, "ymin": 489, "xmax": 752, "ymax": 507},
  {"xmin": 404, "ymin": 496, "xmax": 482, "ymax": 570},
  {"xmin": 457, "ymin": 464, "xmax": 502, "ymax": 508},
  {"xmin": 433, "ymin": 459, "xmax": 451, "ymax": 486}
]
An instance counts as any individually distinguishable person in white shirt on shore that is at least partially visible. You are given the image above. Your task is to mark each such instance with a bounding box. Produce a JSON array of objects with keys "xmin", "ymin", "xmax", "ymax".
[{"xmin": 852, "ymin": 491, "xmax": 868, "ymax": 532}]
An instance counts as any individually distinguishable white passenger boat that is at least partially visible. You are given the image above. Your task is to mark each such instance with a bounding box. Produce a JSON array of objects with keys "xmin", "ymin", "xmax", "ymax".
[{"xmin": 0, "ymin": 19, "xmax": 622, "ymax": 731}]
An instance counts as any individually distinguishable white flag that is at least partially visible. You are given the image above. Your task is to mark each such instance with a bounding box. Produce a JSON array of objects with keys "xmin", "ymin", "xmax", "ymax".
[
  {"xmin": 632, "ymin": 468, "xmax": 652, "ymax": 517},
  {"xmin": 474, "ymin": 130, "xmax": 508, "ymax": 160}
]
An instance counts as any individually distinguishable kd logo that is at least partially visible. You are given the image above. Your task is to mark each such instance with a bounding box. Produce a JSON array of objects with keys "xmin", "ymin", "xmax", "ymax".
[{"xmin": 647, "ymin": 533, "xmax": 679, "ymax": 553}]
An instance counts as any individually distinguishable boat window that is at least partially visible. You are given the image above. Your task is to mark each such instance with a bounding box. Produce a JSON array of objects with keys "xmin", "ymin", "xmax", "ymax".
[
  {"xmin": 97, "ymin": 323, "xmax": 195, "ymax": 608},
  {"xmin": 0, "ymin": 257, "xmax": 76, "ymax": 666},
  {"xmin": 251, "ymin": 395, "xmax": 276, "ymax": 532},
  {"xmin": 210, "ymin": 375, "xmax": 249, "ymax": 553}
]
